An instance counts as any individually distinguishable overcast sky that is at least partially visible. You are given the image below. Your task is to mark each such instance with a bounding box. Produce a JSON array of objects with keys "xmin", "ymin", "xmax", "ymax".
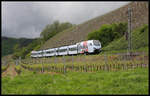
[{"xmin": 2, "ymin": 1, "xmax": 130, "ymax": 38}]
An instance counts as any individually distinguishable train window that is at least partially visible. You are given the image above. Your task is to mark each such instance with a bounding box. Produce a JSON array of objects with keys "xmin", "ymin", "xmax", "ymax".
[
  {"xmin": 93, "ymin": 40, "xmax": 100, "ymax": 46},
  {"xmin": 59, "ymin": 48, "xmax": 67, "ymax": 52},
  {"xmin": 47, "ymin": 51, "xmax": 54, "ymax": 54},
  {"xmin": 39, "ymin": 52, "xmax": 42, "ymax": 55},
  {"xmin": 69, "ymin": 47, "xmax": 77, "ymax": 51},
  {"xmin": 32, "ymin": 53, "xmax": 37, "ymax": 55}
]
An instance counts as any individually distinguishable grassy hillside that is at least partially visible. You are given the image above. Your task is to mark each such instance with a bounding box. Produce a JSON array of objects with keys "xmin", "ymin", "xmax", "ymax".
[
  {"xmin": 103, "ymin": 24, "xmax": 148, "ymax": 52},
  {"xmin": 40, "ymin": 2, "xmax": 148, "ymax": 50},
  {"xmin": 2, "ymin": 67, "xmax": 148, "ymax": 94},
  {"xmin": 2, "ymin": 37, "xmax": 34, "ymax": 57}
]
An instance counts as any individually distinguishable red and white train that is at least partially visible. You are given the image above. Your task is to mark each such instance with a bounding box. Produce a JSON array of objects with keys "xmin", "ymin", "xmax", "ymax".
[{"xmin": 31, "ymin": 40, "xmax": 101, "ymax": 58}]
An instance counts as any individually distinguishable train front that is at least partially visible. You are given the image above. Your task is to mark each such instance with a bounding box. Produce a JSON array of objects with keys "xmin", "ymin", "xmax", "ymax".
[{"xmin": 93, "ymin": 40, "xmax": 101, "ymax": 53}]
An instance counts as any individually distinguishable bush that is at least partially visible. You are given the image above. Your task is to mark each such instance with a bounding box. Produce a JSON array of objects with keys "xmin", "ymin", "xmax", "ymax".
[
  {"xmin": 103, "ymin": 24, "xmax": 148, "ymax": 51},
  {"xmin": 139, "ymin": 24, "xmax": 148, "ymax": 34},
  {"xmin": 12, "ymin": 38, "xmax": 42, "ymax": 59},
  {"xmin": 87, "ymin": 22, "xmax": 127, "ymax": 47}
]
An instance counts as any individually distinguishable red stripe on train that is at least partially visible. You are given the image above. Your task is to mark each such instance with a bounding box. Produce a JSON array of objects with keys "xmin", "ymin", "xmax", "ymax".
[{"xmin": 83, "ymin": 41, "xmax": 88, "ymax": 52}]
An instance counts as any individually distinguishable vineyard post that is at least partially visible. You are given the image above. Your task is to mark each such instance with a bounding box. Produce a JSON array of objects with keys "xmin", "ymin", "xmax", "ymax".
[
  {"xmin": 35, "ymin": 57, "xmax": 39, "ymax": 64},
  {"xmin": 41, "ymin": 50, "xmax": 44, "ymax": 73},
  {"xmin": 15, "ymin": 59, "xmax": 18, "ymax": 66},
  {"xmin": 34, "ymin": 58, "xmax": 35, "ymax": 64},
  {"xmin": 72, "ymin": 54, "xmax": 74, "ymax": 71},
  {"xmin": 79, "ymin": 53, "xmax": 81, "ymax": 62},
  {"xmin": 71, "ymin": 40, "xmax": 74, "ymax": 71},
  {"xmin": 53, "ymin": 49, "xmax": 56, "ymax": 64},
  {"xmin": 29, "ymin": 58, "xmax": 31, "ymax": 65},
  {"xmin": 54, "ymin": 49, "xmax": 56, "ymax": 64},
  {"xmin": 104, "ymin": 53, "xmax": 108, "ymax": 71},
  {"xmin": 63, "ymin": 55, "xmax": 66, "ymax": 74},
  {"xmin": 135, "ymin": 55, "xmax": 138, "ymax": 68},
  {"xmin": 120, "ymin": 55, "xmax": 122, "ymax": 70},
  {"xmin": 119, "ymin": 54, "xmax": 121, "ymax": 70},
  {"xmin": 127, "ymin": 7, "xmax": 132, "ymax": 56},
  {"xmin": 28, "ymin": 59, "xmax": 31, "ymax": 65},
  {"xmin": 44, "ymin": 55, "xmax": 46, "ymax": 71},
  {"xmin": 142, "ymin": 52, "xmax": 145, "ymax": 65},
  {"xmin": 36, "ymin": 58, "xmax": 37, "ymax": 64},
  {"xmin": 32, "ymin": 58, "xmax": 34, "ymax": 64},
  {"xmin": 31, "ymin": 57, "xmax": 33, "ymax": 64},
  {"xmin": 125, "ymin": 55, "xmax": 127, "ymax": 70},
  {"xmin": 143, "ymin": 52, "xmax": 145, "ymax": 68},
  {"xmin": 39, "ymin": 58, "xmax": 40, "ymax": 65},
  {"xmin": 19, "ymin": 56, "xmax": 21, "ymax": 65},
  {"xmin": 30, "ymin": 58, "xmax": 31, "ymax": 65},
  {"xmin": 84, "ymin": 52, "xmax": 87, "ymax": 72},
  {"xmin": 28, "ymin": 58, "xmax": 30, "ymax": 65}
]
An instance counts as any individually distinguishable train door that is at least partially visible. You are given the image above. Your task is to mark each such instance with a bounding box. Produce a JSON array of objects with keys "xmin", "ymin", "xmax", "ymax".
[
  {"xmin": 87, "ymin": 41, "xmax": 93, "ymax": 53},
  {"xmin": 83, "ymin": 41, "xmax": 88, "ymax": 53},
  {"xmin": 77, "ymin": 43, "xmax": 82, "ymax": 54}
]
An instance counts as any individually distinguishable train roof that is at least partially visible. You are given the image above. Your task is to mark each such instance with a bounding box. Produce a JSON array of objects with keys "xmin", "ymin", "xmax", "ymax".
[{"xmin": 68, "ymin": 44, "xmax": 77, "ymax": 47}]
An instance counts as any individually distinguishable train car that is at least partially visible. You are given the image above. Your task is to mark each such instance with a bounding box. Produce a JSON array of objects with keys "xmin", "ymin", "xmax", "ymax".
[
  {"xmin": 54, "ymin": 48, "xmax": 59, "ymax": 56},
  {"xmin": 44, "ymin": 48, "xmax": 55, "ymax": 57},
  {"xmin": 58, "ymin": 46, "xmax": 68, "ymax": 56},
  {"xmin": 68, "ymin": 44, "xmax": 78, "ymax": 55},
  {"xmin": 31, "ymin": 50, "xmax": 43, "ymax": 58},
  {"xmin": 42, "ymin": 50, "xmax": 46, "ymax": 57},
  {"xmin": 31, "ymin": 51, "xmax": 39, "ymax": 58},
  {"xmin": 37, "ymin": 50, "xmax": 43, "ymax": 57},
  {"xmin": 77, "ymin": 40, "xmax": 101, "ymax": 54}
]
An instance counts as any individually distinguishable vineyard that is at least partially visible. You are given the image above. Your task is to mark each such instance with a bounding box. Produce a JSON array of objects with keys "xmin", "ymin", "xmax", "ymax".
[
  {"xmin": 2, "ymin": 52, "xmax": 149, "ymax": 94},
  {"xmin": 14, "ymin": 52, "xmax": 149, "ymax": 74}
]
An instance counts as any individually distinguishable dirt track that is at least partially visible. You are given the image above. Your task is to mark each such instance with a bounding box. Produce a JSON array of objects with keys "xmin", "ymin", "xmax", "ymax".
[{"xmin": 2, "ymin": 62, "xmax": 18, "ymax": 78}]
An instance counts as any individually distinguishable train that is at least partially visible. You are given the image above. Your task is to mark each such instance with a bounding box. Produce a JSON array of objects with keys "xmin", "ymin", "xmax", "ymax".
[{"xmin": 31, "ymin": 40, "xmax": 102, "ymax": 58}]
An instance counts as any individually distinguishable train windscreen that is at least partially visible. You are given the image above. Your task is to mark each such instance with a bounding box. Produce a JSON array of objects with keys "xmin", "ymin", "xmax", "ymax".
[{"xmin": 93, "ymin": 40, "xmax": 100, "ymax": 46}]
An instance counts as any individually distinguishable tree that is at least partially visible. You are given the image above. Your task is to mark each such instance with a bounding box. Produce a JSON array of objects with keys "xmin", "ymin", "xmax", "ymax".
[
  {"xmin": 40, "ymin": 20, "xmax": 74, "ymax": 42},
  {"xmin": 13, "ymin": 44, "xmax": 20, "ymax": 52}
]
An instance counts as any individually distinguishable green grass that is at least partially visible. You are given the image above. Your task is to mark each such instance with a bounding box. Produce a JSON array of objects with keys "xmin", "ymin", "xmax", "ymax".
[{"xmin": 2, "ymin": 67, "xmax": 148, "ymax": 95}]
